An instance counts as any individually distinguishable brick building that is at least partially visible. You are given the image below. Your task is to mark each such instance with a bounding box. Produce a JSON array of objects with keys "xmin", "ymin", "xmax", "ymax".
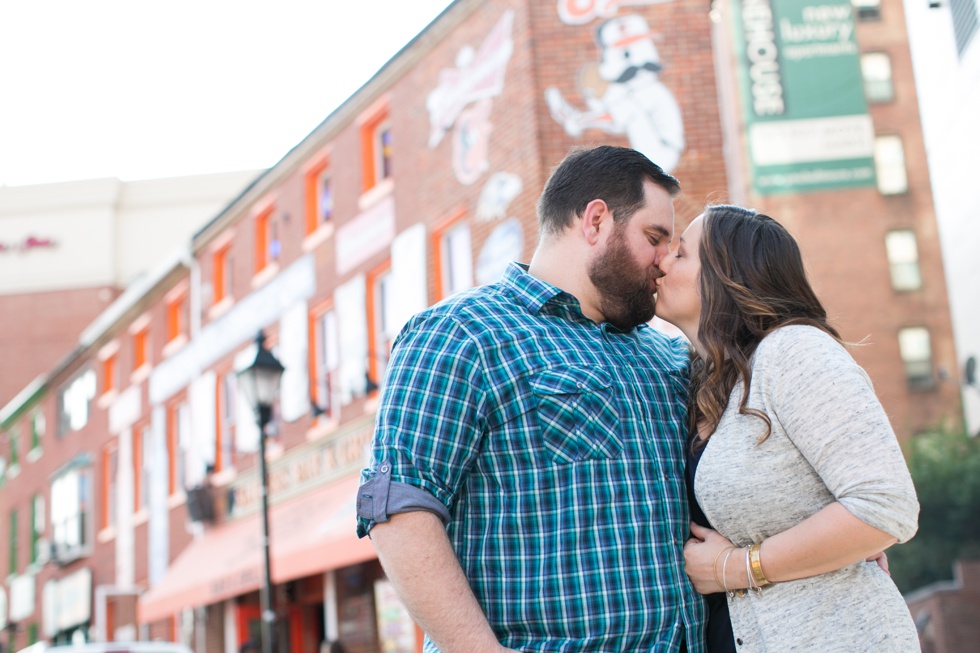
[
  {"xmin": 905, "ymin": 0, "xmax": 980, "ymax": 434},
  {"xmin": 0, "ymin": 171, "xmax": 260, "ymax": 408},
  {"xmin": 0, "ymin": 1, "xmax": 961, "ymax": 652},
  {"xmin": 906, "ymin": 560, "xmax": 980, "ymax": 653}
]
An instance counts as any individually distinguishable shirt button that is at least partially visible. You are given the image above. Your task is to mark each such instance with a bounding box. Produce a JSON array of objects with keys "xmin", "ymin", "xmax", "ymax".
[
  {"xmin": 380, "ymin": 463, "xmax": 390, "ymax": 473},
  {"xmin": 736, "ymin": 638, "xmax": 743, "ymax": 646}
]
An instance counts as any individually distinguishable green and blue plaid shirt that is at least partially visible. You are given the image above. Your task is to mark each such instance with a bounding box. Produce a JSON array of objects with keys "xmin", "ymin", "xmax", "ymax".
[{"xmin": 357, "ymin": 263, "xmax": 705, "ymax": 652}]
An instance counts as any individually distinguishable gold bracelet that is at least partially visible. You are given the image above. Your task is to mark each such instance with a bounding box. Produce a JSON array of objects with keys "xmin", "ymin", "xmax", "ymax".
[
  {"xmin": 749, "ymin": 542, "xmax": 770, "ymax": 587},
  {"xmin": 713, "ymin": 546, "xmax": 735, "ymax": 592}
]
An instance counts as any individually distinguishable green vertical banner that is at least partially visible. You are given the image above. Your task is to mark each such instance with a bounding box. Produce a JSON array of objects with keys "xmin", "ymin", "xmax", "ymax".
[{"xmin": 731, "ymin": 0, "xmax": 876, "ymax": 194}]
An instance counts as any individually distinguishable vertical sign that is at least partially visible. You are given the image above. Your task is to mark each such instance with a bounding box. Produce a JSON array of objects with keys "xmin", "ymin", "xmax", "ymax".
[{"xmin": 731, "ymin": 0, "xmax": 875, "ymax": 194}]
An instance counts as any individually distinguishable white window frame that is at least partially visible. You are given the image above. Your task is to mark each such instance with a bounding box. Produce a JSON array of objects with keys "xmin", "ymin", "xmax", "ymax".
[{"xmin": 885, "ymin": 230, "xmax": 922, "ymax": 291}]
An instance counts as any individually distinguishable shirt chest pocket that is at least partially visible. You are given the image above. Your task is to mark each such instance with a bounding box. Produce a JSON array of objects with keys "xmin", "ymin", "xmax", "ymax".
[{"xmin": 529, "ymin": 367, "xmax": 623, "ymax": 464}]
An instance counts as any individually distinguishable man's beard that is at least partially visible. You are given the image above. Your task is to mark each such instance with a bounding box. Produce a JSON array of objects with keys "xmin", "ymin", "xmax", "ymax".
[{"xmin": 588, "ymin": 226, "xmax": 661, "ymax": 330}]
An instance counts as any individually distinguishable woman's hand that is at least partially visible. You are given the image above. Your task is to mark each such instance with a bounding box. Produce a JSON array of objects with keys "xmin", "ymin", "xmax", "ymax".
[{"xmin": 683, "ymin": 522, "xmax": 738, "ymax": 595}]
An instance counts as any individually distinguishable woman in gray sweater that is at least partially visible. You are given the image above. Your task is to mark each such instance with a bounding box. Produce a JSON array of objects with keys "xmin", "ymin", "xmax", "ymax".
[{"xmin": 655, "ymin": 205, "xmax": 920, "ymax": 652}]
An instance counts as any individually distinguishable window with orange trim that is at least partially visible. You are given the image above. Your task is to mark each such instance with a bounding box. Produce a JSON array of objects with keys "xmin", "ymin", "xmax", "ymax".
[
  {"xmin": 133, "ymin": 327, "xmax": 150, "ymax": 370},
  {"xmin": 167, "ymin": 401, "xmax": 189, "ymax": 495},
  {"xmin": 309, "ymin": 304, "xmax": 339, "ymax": 419},
  {"xmin": 133, "ymin": 423, "xmax": 151, "ymax": 512},
  {"xmin": 305, "ymin": 159, "xmax": 333, "ymax": 235},
  {"xmin": 213, "ymin": 245, "xmax": 232, "ymax": 305},
  {"xmin": 366, "ymin": 262, "xmax": 396, "ymax": 393},
  {"xmin": 166, "ymin": 292, "xmax": 188, "ymax": 343},
  {"xmin": 216, "ymin": 371, "xmax": 237, "ymax": 471},
  {"xmin": 102, "ymin": 353, "xmax": 117, "ymax": 395},
  {"xmin": 102, "ymin": 441, "xmax": 118, "ymax": 530},
  {"xmin": 432, "ymin": 215, "xmax": 474, "ymax": 302},
  {"xmin": 360, "ymin": 106, "xmax": 392, "ymax": 192},
  {"xmin": 255, "ymin": 206, "xmax": 274, "ymax": 273}
]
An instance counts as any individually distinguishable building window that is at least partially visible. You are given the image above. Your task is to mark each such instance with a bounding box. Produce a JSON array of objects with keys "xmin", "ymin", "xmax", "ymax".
[
  {"xmin": 951, "ymin": 0, "xmax": 979, "ymax": 57},
  {"xmin": 360, "ymin": 105, "xmax": 392, "ymax": 192},
  {"xmin": 8, "ymin": 508, "xmax": 18, "ymax": 576},
  {"xmin": 166, "ymin": 292, "xmax": 189, "ymax": 344},
  {"xmin": 899, "ymin": 327, "xmax": 934, "ymax": 390},
  {"xmin": 861, "ymin": 53, "xmax": 894, "ymax": 103},
  {"xmin": 102, "ymin": 442, "xmax": 118, "ymax": 530},
  {"xmin": 8, "ymin": 427, "xmax": 19, "ymax": 469},
  {"xmin": 168, "ymin": 402, "xmax": 190, "ymax": 495},
  {"xmin": 874, "ymin": 135, "xmax": 908, "ymax": 195},
  {"xmin": 367, "ymin": 263, "xmax": 397, "ymax": 391},
  {"xmin": 102, "ymin": 353, "xmax": 118, "ymax": 396},
  {"xmin": 58, "ymin": 369, "xmax": 96, "ymax": 436},
  {"xmin": 30, "ymin": 412, "xmax": 44, "ymax": 452},
  {"xmin": 254, "ymin": 205, "xmax": 277, "ymax": 274},
  {"xmin": 305, "ymin": 159, "xmax": 334, "ymax": 235},
  {"xmin": 310, "ymin": 306, "xmax": 340, "ymax": 419},
  {"xmin": 30, "ymin": 494, "xmax": 44, "ymax": 565},
  {"xmin": 852, "ymin": 0, "xmax": 881, "ymax": 21},
  {"xmin": 51, "ymin": 465, "xmax": 93, "ymax": 562},
  {"xmin": 31, "ymin": 494, "xmax": 44, "ymax": 566},
  {"xmin": 213, "ymin": 244, "xmax": 232, "ymax": 305},
  {"xmin": 217, "ymin": 372, "xmax": 237, "ymax": 471},
  {"xmin": 133, "ymin": 326, "xmax": 150, "ymax": 371},
  {"xmin": 133, "ymin": 424, "xmax": 151, "ymax": 512},
  {"xmin": 885, "ymin": 230, "xmax": 922, "ymax": 291},
  {"xmin": 434, "ymin": 219, "xmax": 474, "ymax": 301}
]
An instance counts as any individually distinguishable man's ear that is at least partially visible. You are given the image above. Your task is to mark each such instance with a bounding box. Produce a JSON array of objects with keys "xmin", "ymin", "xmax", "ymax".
[{"xmin": 580, "ymin": 199, "xmax": 609, "ymax": 246}]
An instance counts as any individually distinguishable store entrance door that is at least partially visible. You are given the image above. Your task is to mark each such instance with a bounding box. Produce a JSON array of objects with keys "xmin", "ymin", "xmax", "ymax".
[{"xmin": 237, "ymin": 605, "xmax": 304, "ymax": 653}]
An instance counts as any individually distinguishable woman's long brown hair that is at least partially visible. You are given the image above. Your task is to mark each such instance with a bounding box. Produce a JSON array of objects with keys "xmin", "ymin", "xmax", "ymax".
[{"xmin": 690, "ymin": 205, "xmax": 841, "ymax": 445}]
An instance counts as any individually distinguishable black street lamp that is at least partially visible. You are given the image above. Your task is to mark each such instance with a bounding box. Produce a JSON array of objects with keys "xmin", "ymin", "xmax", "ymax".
[{"xmin": 237, "ymin": 330, "xmax": 285, "ymax": 653}]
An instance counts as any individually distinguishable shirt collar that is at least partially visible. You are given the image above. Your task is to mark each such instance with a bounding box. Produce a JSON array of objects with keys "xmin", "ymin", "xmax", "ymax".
[{"xmin": 500, "ymin": 262, "xmax": 649, "ymax": 333}]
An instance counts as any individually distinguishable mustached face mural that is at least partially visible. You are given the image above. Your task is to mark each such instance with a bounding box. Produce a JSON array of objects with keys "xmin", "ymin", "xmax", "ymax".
[{"xmin": 546, "ymin": 12, "xmax": 685, "ymax": 172}]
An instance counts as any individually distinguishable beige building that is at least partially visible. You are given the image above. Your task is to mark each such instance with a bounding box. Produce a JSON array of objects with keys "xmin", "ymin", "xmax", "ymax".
[{"xmin": 0, "ymin": 171, "xmax": 260, "ymax": 406}]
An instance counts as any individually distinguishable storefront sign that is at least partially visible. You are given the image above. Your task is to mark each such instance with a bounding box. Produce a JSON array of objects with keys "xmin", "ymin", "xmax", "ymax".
[
  {"xmin": 731, "ymin": 0, "xmax": 875, "ymax": 194},
  {"xmin": 0, "ymin": 235, "xmax": 58, "ymax": 254},
  {"xmin": 336, "ymin": 195, "xmax": 395, "ymax": 275},
  {"xmin": 228, "ymin": 416, "xmax": 374, "ymax": 519}
]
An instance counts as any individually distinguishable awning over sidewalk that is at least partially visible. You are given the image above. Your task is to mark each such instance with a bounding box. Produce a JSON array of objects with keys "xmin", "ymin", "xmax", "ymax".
[{"xmin": 138, "ymin": 473, "xmax": 375, "ymax": 623}]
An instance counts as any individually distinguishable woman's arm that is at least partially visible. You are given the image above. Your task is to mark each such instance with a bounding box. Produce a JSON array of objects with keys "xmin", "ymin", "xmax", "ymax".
[
  {"xmin": 684, "ymin": 504, "xmax": 895, "ymax": 593},
  {"xmin": 684, "ymin": 327, "xmax": 916, "ymax": 594}
]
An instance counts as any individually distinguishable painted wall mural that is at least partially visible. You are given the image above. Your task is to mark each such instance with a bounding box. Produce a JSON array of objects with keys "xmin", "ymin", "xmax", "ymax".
[
  {"xmin": 427, "ymin": 10, "xmax": 515, "ymax": 185},
  {"xmin": 476, "ymin": 172, "xmax": 523, "ymax": 222},
  {"xmin": 546, "ymin": 10, "xmax": 685, "ymax": 172},
  {"xmin": 474, "ymin": 172, "xmax": 525, "ymax": 285},
  {"xmin": 556, "ymin": 0, "xmax": 670, "ymax": 25}
]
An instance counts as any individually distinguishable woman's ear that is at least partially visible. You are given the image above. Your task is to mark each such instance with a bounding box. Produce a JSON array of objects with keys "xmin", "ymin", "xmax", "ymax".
[{"xmin": 581, "ymin": 198, "xmax": 610, "ymax": 246}]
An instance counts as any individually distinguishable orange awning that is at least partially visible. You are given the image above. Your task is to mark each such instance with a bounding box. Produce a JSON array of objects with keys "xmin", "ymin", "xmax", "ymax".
[{"xmin": 138, "ymin": 473, "xmax": 375, "ymax": 623}]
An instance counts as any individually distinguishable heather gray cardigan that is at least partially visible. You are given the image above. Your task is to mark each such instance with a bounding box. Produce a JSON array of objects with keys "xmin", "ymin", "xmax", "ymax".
[{"xmin": 694, "ymin": 325, "xmax": 920, "ymax": 653}]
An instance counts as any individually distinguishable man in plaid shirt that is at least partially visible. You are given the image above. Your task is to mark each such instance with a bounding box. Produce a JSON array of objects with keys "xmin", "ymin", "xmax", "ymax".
[{"xmin": 357, "ymin": 146, "xmax": 705, "ymax": 652}]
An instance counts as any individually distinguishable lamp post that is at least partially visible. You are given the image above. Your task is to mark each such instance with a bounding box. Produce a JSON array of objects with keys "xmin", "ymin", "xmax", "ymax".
[{"xmin": 237, "ymin": 330, "xmax": 285, "ymax": 653}]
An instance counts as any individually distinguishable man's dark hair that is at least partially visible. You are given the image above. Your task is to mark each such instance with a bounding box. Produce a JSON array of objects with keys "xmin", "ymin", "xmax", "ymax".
[{"xmin": 536, "ymin": 146, "xmax": 680, "ymax": 235}]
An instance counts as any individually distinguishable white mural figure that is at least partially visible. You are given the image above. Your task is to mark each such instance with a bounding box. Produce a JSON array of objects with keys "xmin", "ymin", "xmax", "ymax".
[
  {"xmin": 476, "ymin": 172, "xmax": 523, "ymax": 222},
  {"xmin": 545, "ymin": 13, "xmax": 685, "ymax": 172},
  {"xmin": 427, "ymin": 10, "xmax": 515, "ymax": 185},
  {"xmin": 556, "ymin": 0, "xmax": 670, "ymax": 25}
]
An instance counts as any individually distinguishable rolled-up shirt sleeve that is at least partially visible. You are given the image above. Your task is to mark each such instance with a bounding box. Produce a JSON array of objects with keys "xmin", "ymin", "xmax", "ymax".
[
  {"xmin": 356, "ymin": 312, "xmax": 487, "ymax": 538},
  {"xmin": 766, "ymin": 327, "xmax": 919, "ymax": 543}
]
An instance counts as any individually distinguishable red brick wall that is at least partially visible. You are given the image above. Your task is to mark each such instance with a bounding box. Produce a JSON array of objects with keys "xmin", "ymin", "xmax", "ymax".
[{"xmin": 0, "ymin": 286, "xmax": 120, "ymax": 407}]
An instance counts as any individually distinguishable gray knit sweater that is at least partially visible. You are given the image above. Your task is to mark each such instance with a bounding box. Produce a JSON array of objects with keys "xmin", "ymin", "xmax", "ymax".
[{"xmin": 694, "ymin": 325, "xmax": 920, "ymax": 652}]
